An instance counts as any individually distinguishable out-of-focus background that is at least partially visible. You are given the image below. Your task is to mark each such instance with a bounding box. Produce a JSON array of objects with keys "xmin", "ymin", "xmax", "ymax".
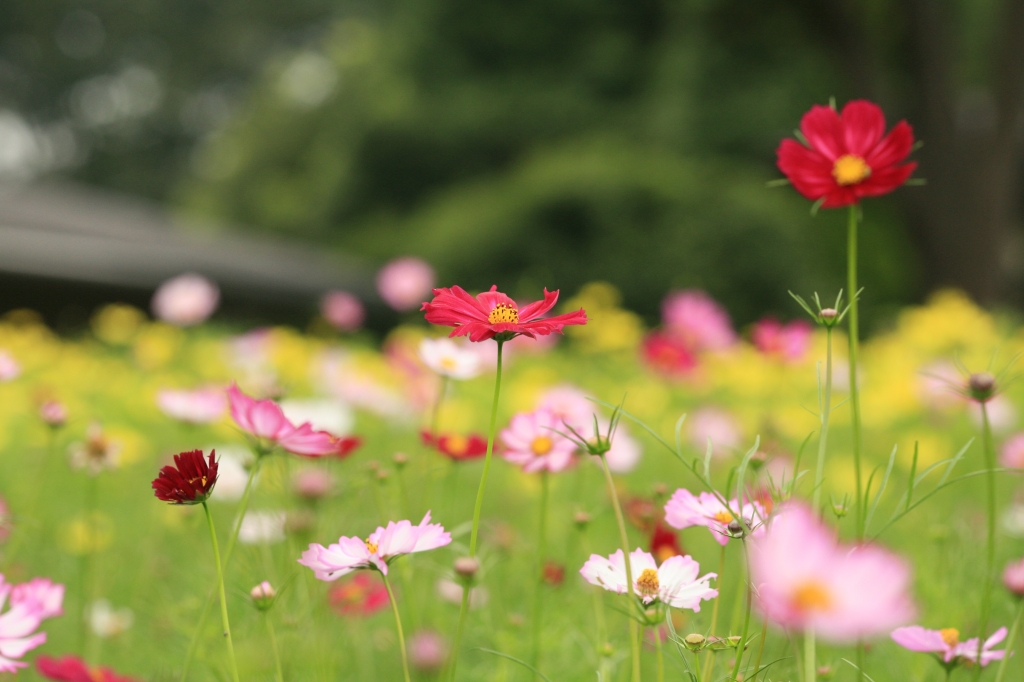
[{"xmin": 3, "ymin": 0, "xmax": 1023, "ymax": 329}]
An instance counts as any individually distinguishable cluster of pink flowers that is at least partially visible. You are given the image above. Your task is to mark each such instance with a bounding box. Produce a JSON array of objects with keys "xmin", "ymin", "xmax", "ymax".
[
  {"xmin": 0, "ymin": 576, "xmax": 64, "ymax": 673},
  {"xmin": 642, "ymin": 290, "xmax": 735, "ymax": 377}
]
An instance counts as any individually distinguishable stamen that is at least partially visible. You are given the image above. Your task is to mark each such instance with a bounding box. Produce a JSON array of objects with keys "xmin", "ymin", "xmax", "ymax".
[
  {"xmin": 488, "ymin": 304, "xmax": 520, "ymax": 325},
  {"xmin": 713, "ymin": 511, "xmax": 734, "ymax": 525},
  {"xmin": 940, "ymin": 628, "xmax": 960, "ymax": 647},
  {"xmin": 792, "ymin": 581, "xmax": 832, "ymax": 612},
  {"xmin": 636, "ymin": 568, "xmax": 660, "ymax": 597},
  {"xmin": 530, "ymin": 436, "xmax": 554, "ymax": 456},
  {"xmin": 365, "ymin": 539, "xmax": 378, "ymax": 554},
  {"xmin": 832, "ymin": 155, "xmax": 871, "ymax": 186}
]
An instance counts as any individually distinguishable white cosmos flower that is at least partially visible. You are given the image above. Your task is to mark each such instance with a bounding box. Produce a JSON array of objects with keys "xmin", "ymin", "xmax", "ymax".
[
  {"xmin": 239, "ymin": 511, "xmax": 286, "ymax": 545},
  {"xmin": 580, "ymin": 548, "xmax": 718, "ymax": 611},
  {"xmin": 419, "ymin": 338, "xmax": 482, "ymax": 380}
]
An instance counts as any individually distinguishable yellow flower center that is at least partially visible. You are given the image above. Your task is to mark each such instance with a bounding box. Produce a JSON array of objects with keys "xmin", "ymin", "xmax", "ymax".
[
  {"xmin": 440, "ymin": 356, "xmax": 458, "ymax": 370},
  {"xmin": 940, "ymin": 628, "xmax": 960, "ymax": 647},
  {"xmin": 445, "ymin": 434, "xmax": 468, "ymax": 455},
  {"xmin": 488, "ymin": 304, "xmax": 520, "ymax": 325},
  {"xmin": 365, "ymin": 539, "xmax": 378, "ymax": 554},
  {"xmin": 791, "ymin": 581, "xmax": 833, "ymax": 612},
  {"xmin": 531, "ymin": 436, "xmax": 554, "ymax": 456},
  {"xmin": 832, "ymin": 154, "xmax": 872, "ymax": 186},
  {"xmin": 713, "ymin": 511, "xmax": 734, "ymax": 525},
  {"xmin": 636, "ymin": 568, "xmax": 660, "ymax": 597}
]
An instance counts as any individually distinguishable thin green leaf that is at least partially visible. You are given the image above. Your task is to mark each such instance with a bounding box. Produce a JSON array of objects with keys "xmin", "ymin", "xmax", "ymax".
[
  {"xmin": 703, "ymin": 438, "xmax": 714, "ymax": 481},
  {"xmin": 766, "ymin": 178, "xmax": 790, "ymax": 188},
  {"xmin": 474, "ymin": 649, "xmax": 553, "ymax": 682},
  {"xmin": 906, "ymin": 441, "xmax": 919, "ymax": 512},
  {"xmin": 865, "ymin": 445, "xmax": 898, "ymax": 531}
]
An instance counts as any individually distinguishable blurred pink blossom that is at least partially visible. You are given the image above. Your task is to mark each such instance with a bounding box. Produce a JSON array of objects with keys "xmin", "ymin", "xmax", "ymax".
[
  {"xmin": 151, "ymin": 273, "xmax": 219, "ymax": 326},
  {"xmin": 0, "ymin": 351, "xmax": 20, "ymax": 382},
  {"xmin": 156, "ymin": 387, "xmax": 227, "ymax": 424},
  {"xmin": 537, "ymin": 385, "xmax": 595, "ymax": 432},
  {"xmin": 408, "ymin": 630, "xmax": 448, "ymax": 673},
  {"xmin": 664, "ymin": 489, "xmax": 766, "ymax": 546},
  {"xmin": 0, "ymin": 575, "xmax": 64, "ymax": 673},
  {"xmin": 1000, "ymin": 433, "xmax": 1024, "ymax": 469},
  {"xmin": 661, "ymin": 290, "xmax": 736, "ymax": 351},
  {"xmin": 500, "ymin": 408, "xmax": 578, "ymax": 474},
  {"xmin": 689, "ymin": 407, "xmax": 742, "ymax": 457},
  {"xmin": 751, "ymin": 318, "xmax": 813, "ymax": 361},
  {"xmin": 228, "ymin": 384, "xmax": 345, "ymax": 457},
  {"xmin": 1003, "ymin": 556, "xmax": 1024, "ymax": 596},
  {"xmin": 376, "ymin": 257, "xmax": 435, "ymax": 312},
  {"xmin": 970, "ymin": 395, "xmax": 1017, "ymax": 433},
  {"xmin": 0, "ymin": 497, "xmax": 10, "ymax": 544},
  {"xmin": 292, "ymin": 468, "xmax": 336, "ymax": 501},
  {"xmin": 892, "ymin": 625, "xmax": 1006, "ymax": 667},
  {"xmin": 320, "ymin": 291, "xmax": 365, "ymax": 332},
  {"xmin": 750, "ymin": 502, "xmax": 914, "ymax": 642},
  {"xmin": 39, "ymin": 401, "xmax": 67, "ymax": 428}
]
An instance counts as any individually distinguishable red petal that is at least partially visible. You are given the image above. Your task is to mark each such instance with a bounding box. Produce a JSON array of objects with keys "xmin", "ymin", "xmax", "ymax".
[
  {"xmin": 777, "ymin": 140, "xmax": 837, "ymax": 201},
  {"xmin": 518, "ymin": 289, "xmax": 560, "ymax": 321},
  {"xmin": 799, "ymin": 104, "xmax": 845, "ymax": 160},
  {"xmin": 840, "ymin": 100, "xmax": 886, "ymax": 157},
  {"xmin": 476, "ymin": 285, "xmax": 517, "ymax": 312},
  {"xmin": 423, "ymin": 286, "xmax": 490, "ymax": 325},
  {"xmin": 819, "ymin": 186, "xmax": 859, "ymax": 208},
  {"xmin": 865, "ymin": 121, "xmax": 914, "ymax": 170},
  {"xmin": 855, "ymin": 162, "xmax": 917, "ymax": 199}
]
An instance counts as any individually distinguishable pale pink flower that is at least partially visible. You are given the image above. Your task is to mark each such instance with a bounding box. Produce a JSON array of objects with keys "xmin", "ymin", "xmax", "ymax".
[
  {"xmin": 0, "ymin": 575, "xmax": 64, "ymax": 673},
  {"xmin": 892, "ymin": 625, "xmax": 1007, "ymax": 667},
  {"xmin": 228, "ymin": 384, "xmax": 345, "ymax": 457},
  {"xmin": 151, "ymin": 273, "xmax": 219, "ymax": 326},
  {"xmin": 292, "ymin": 468, "xmax": 336, "ymax": 501},
  {"xmin": 664, "ymin": 489, "xmax": 766, "ymax": 545},
  {"xmin": 956, "ymin": 628, "xmax": 1008, "ymax": 666},
  {"xmin": 970, "ymin": 395, "xmax": 1017, "ymax": 433},
  {"xmin": 1000, "ymin": 433, "xmax": 1024, "ymax": 469},
  {"xmin": 918, "ymin": 361, "xmax": 963, "ymax": 410},
  {"xmin": 603, "ymin": 424, "xmax": 642, "ymax": 474},
  {"xmin": 419, "ymin": 338, "xmax": 481, "ymax": 380},
  {"xmin": 157, "ymin": 387, "xmax": 227, "ymax": 424},
  {"xmin": 408, "ymin": 630, "xmax": 448, "ymax": 672},
  {"xmin": 580, "ymin": 548, "xmax": 717, "ymax": 611},
  {"xmin": 0, "ymin": 497, "xmax": 10, "ymax": 544},
  {"xmin": 436, "ymin": 578, "xmax": 488, "ymax": 609},
  {"xmin": 0, "ymin": 351, "xmax": 20, "ymax": 382},
  {"xmin": 661, "ymin": 290, "xmax": 735, "ymax": 351},
  {"xmin": 376, "ymin": 257, "xmax": 435, "ymax": 312},
  {"xmin": 320, "ymin": 291, "xmax": 365, "ymax": 332},
  {"xmin": 689, "ymin": 408, "xmax": 742, "ymax": 457},
  {"xmin": 299, "ymin": 512, "xmax": 451, "ymax": 578},
  {"xmin": 751, "ymin": 318, "xmax": 813, "ymax": 361},
  {"xmin": 239, "ymin": 511, "xmax": 286, "ymax": 545},
  {"xmin": 500, "ymin": 408, "xmax": 578, "ymax": 473},
  {"xmin": 537, "ymin": 385, "xmax": 595, "ymax": 432},
  {"xmin": 39, "ymin": 401, "xmax": 67, "ymax": 428},
  {"xmin": 1004, "ymin": 556, "xmax": 1024, "ymax": 596},
  {"xmin": 750, "ymin": 503, "xmax": 914, "ymax": 642}
]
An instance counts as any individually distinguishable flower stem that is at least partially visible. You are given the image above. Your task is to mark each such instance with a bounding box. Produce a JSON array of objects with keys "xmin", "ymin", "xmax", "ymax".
[
  {"xmin": 265, "ymin": 613, "xmax": 284, "ymax": 682},
  {"xmin": 812, "ymin": 327, "xmax": 834, "ymax": 513},
  {"xmin": 530, "ymin": 471, "xmax": 550, "ymax": 676},
  {"xmin": 804, "ymin": 629, "xmax": 816, "ymax": 682},
  {"xmin": 180, "ymin": 457, "xmax": 262, "ymax": 682},
  {"xmin": 994, "ymin": 598, "xmax": 1024, "ymax": 682},
  {"xmin": 600, "ymin": 453, "xmax": 641, "ymax": 682},
  {"xmin": 202, "ymin": 502, "xmax": 240, "ymax": 682},
  {"xmin": 846, "ymin": 204, "xmax": 864, "ymax": 540},
  {"xmin": 655, "ymin": 626, "xmax": 664, "ymax": 682},
  {"xmin": 80, "ymin": 473, "xmax": 99, "ymax": 661},
  {"xmin": 702, "ymin": 545, "xmax": 727, "ymax": 682},
  {"xmin": 448, "ymin": 340, "xmax": 505, "ymax": 682},
  {"xmin": 431, "ymin": 376, "xmax": 449, "ymax": 439},
  {"xmin": 383, "ymin": 572, "xmax": 412, "ymax": 682},
  {"xmin": 729, "ymin": 544, "xmax": 752, "ymax": 682},
  {"xmin": 752, "ymin": 620, "xmax": 768, "ymax": 682},
  {"xmin": 978, "ymin": 401, "xmax": 997, "ymax": 670}
]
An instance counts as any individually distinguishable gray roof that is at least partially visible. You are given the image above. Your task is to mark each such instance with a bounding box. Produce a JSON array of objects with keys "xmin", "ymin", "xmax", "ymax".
[{"xmin": 0, "ymin": 182, "xmax": 373, "ymax": 307}]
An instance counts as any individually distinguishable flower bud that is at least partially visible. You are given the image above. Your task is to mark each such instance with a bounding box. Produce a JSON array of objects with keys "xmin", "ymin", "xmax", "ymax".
[
  {"xmin": 683, "ymin": 633, "xmax": 706, "ymax": 651},
  {"xmin": 250, "ymin": 581, "xmax": 276, "ymax": 611},
  {"xmin": 40, "ymin": 400, "xmax": 67, "ymax": 428},
  {"xmin": 817, "ymin": 665, "xmax": 834, "ymax": 680},
  {"xmin": 574, "ymin": 511, "xmax": 592, "ymax": 528},
  {"xmin": 653, "ymin": 483, "xmax": 669, "ymax": 498},
  {"xmin": 393, "ymin": 452, "xmax": 409, "ymax": 469},
  {"xmin": 600, "ymin": 642, "xmax": 615, "ymax": 657},
  {"xmin": 542, "ymin": 561, "xmax": 565, "ymax": 586},
  {"xmin": 453, "ymin": 557, "xmax": 480, "ymax": 579},
  {"xmin": 968, "ymin": 372, "xmax": 997, "ymax": 403},
  {"xmin": 819, "ymin": 308, "xmax": 838, "ymax": 321},
  {"xmin": 375, "ymin": 469, "xmax": 391, "ymax": 483},
  {"xmin": 1003, "ymin": 557, "xmax": 1024, "ymax": 597}
]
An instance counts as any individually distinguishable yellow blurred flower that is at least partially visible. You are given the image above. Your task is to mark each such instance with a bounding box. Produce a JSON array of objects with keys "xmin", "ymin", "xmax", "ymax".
[
  {"xmin": 92, "ymin": 304, "xmax": 147, "ymax": 346},
  {"xmin": 60, "ymin": 511, "xmax": 114, "ymax": 555},
  {"xmin": 563, "ymin": 282, "xmax": 644, "ymax": 353}
]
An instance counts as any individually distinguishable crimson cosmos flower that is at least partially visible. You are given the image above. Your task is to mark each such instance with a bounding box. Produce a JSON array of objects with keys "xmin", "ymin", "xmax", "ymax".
[
  {"xmin": 421, "ymin": 285, "xmax": 587, "ymax": 342},
  {"xmin": 37, "ymin": 656, "xmax": 140, "ymax": 682},
  {"xmin": 420, "ymin": 431, "xmax": 489, "ymax": 461},
  {"xmin": 777, "ymin": 100, "xmax": 917, "ymax": 208},
  {"xmin": 152, "ymin": 449, "xmax": 218, "ymax": 505}
]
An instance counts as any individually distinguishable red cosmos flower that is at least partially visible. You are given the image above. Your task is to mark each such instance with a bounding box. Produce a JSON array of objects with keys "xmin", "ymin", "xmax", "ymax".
[
  {"xmin": 777, "ymin": 100, "xmax": 917, "ymax": 208},
  {"xmin": 328, "ymin": 573, "xmax": 389, "ymax": 617},
  {"xmin": 37, "ymin": 656, "xmax": 140, "ymax": 682},
  {"xmin": 335, "ymin": 436, "xmax": 362, "ymax": 459},
  {"xmin": 421, "ymin": 285, "xmax": 587, "ymax": 342},
  {"xmin": 152, "ymin": 449, "xmax": 218, "ymax": 505},
  {"xmin": 650, "ymin": 523, "xmax": 684, "ymax": 565},
  {"xmin": 420, "ymin": 430, "xmax": 489, "ymax": 461},
  {"xmin": 641, "ymin": 331, "xmax": 698, "ymax": 377}
]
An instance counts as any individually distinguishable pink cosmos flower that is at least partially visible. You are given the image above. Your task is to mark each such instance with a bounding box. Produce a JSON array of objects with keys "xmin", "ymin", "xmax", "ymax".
[
  {"xmin": 328, "ymin": 573, "xmax": 389, "ymax": 617},
  {"xmin": 422, "ymin": 285, "xmax": 587, "ymax": 342},
  {"xmin": 1000, "ymin": 433, "xmax": 1024, "ymax": 469},
  {"xmin": 320, "ymin": 291, "xmax": 365, "ymax": 332},
  {"xmin": 749, "ymin": 503, "xmax": 914, "ymax": 643},
  {"xmin": 408, "ymin": 629, "xmax": 448, "ymax": 673},
  {"xmin": 419, "ymin": 338, "xmax": 482, "ymax": 380},
  {"xmin": 0, "ymin": 351, "xmax": 20, "ymax": 382},
  {"xmin": 580, "ymin": 548, "xmax": 717, "ymax": 611},
  {"xmin": 500, "ymin": 408, "xmax": 578, "ymax": 474},
  {"xmin": 664, "ymin": 489, "xmax": 767, "ymax": 546},
  {"xmin": 970, "ymin": 395, "xmax": 1017, "ymax": 433},
  {"xmin": 537, "ymin": 385, "xmax": 595, "ymax": 431},
  {"xmin": 1004, "ymin": 556, "xmax": 1024, "ymax": 596},
  {"xmin": 0, "ymin": 497, "xmax": 10, "ymax": 544},
  {"xmin": 299, "ymin": 511, "xmax": 451, "ymax": 578},
  {"xmin": 156, "ymin": 387, "xmax": 227, "ymax": 424},
  {"xmin": 39, "ymin": 401, "xmax": 67, "ymax": 428},
  {"xmin": 891, "ymin": 625, "xmax": 1007, "ymax": 667},
  {"xmin": 0, "ymin": 575, "xmax": 64, "ymax": 673},
  {"xmin": 751, "ymin": 318, "xmax": 813, "ymax": 361},
  {"xmin": 689, "ymin": 407, "xmax": 742, "ymax": 457},
  {"xmin": 377, "ymin": 257, "xmax": 436, "ymax": 312},
  {"xmin": 661, "ymin": 290, "xmax": 736, "ymax": 351},
  {"xmin": 151, "ymin": 273, "xmax": 220, "ymax": 326},
  {"xmin": 641, "ymin": 331, "xmax": 699, "ymax": 377},
  {"xmin": 227, "ymin": 383, "xmax": 348, "ymax": 457}
]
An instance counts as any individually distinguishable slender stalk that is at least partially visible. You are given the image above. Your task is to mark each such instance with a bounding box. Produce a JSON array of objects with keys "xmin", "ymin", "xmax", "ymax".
[
  {"xmin": 266, "ymin": 613, "xmax": 284, "ymax": 682},
  {"xmin": 202, "ymin": 502, "xmax": 240, "ymax": 682},
  {"xmin": 180, "ymin": 457, "xmax": 262, "ymax": 682},
  {"xmin": 530, "ymin": 471, "xmax": 550, "ymax": 676},
  {"xmin": 993, "ymin": 598, "xmax": 1024, "ymax": 682},
  {"xmin": 80, "ymin": 474, "xmax": 99, "ymax": 661},
  {"xmin": 600, "ymin": 454, "xmax": 641, "ymax": 682},
  {"xmin": 729, "ymin": 544, "xmax": 752, "ymax": 682},
  {"xmin": 812, "ymin": 327, "xmax": 834, "ymax": 512},
  {"xmin": 702, "ymin": 545, "xmax": 727, "ymax": 682},
  {"xmin": 448, "ymin": 340, "xmax": 505, "ymax": 682},
  {"xmin": 978, "ymin": 401, "xmax": 997, "ymax": 671},
  {"xmin": 804, "ymin": 629, "xmax": 816, "ymax": 682},
  {"xmin": 692, "ymin": 647, "xmax": 703, "ymax": 682},
  {"xmin": 383, "ymin": 572, "xmax": 412, "ymax": 682},
  {"xmin": 752, "ymin": 620, "xmax": 768, "ymax": 682},
  {"xmin": 431, "ymin": 376, "xmax": 449, "ymax": 439},
  {"xmin": 846, "ymin": 204, "xmax": 864, "ymax": 539},
  {"xmin": 655, "ymin": 626, "xmax": 664, "ymax": 682}
]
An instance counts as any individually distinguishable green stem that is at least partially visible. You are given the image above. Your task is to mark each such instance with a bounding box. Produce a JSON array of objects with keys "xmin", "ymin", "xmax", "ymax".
[
  {"xmin": 266, "ymin": 613, "xmax": 284, "ymax": 682},
  {"xmin": 600, "ymin": 454, "xmax": 641, "ymax": 682},
  {"xmin": 993, "ymin": 598, "xmax": 1024, "ymax": 682},
  {"xmin": 804, "ymin": 629, "xmax": 816, "ymax": 682},
  {"xmin": 383, "ymin": 572, "xmax": 412, "ymax": 682},
  {"xmin": 655, "ymin": 626, "xmax": 664, "ymax": 682},
  {"xmin": 202, "ymin": 502, "xmax": 240, "ymax": 682},
  {"xmin": 531, "ymin": 471, "xmax": 550, "ymax": 676},
  {"xmin": 80, "ymin": 474, "xmax": 99, "ymax": 661},
  {"xmin": 752, "ymin": 621, "xmax": 768, "ymax": 682},
  {"xmin": 448, "ymin": 340, "xmax": 504, "ymax": 682},
  {"xmin": 702, "ymin": 545, "xmax": 727, "ymax": 682},
  {"xmin": 431, "ymin": 376, "xmax": 449, "ymax": 439},
  {"xmin": 729, "ymin": 544, "xmax": 752, "ymax": 682},
  {"xmin": 846, "ymin": 204, "xmax": 864, "ymax": 540},
  {"xmin": 812, "ymin": 327, "xmax": 834, "ymax": 512},
  {"xmin": 180, "ymin": 456, "xmax": 262, "ymax": 682},
  {"xmin": 978, "ymin": 401, "xmax": 997, "ymax": 671}
]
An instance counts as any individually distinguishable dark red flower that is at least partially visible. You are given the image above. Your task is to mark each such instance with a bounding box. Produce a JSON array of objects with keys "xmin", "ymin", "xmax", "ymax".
[
  {"xmin": 328, "ymin": 573, "xmax": 389, "ymax": 617},
  {"xmin": 650, "ymin": 523, "xmax": 684, "ymax": 565},
  {"xmin": 334, "ymin": 436, "xmax": 362, "ymax": 459},
  {"xmin": 542, "ymin": 560, "xmax": 566, "ymax": 586},
  {"xmin": 777, "ymin": 100, "xmax": 917, "ymax": 208},
  {"xmin": 37, "ymin": 656, "xmax": 140, "ymax": 682},
  {"xmin": 421, "ymin": 430, "xmax": 489, "ymax": 461},
  {"xmin": 421, "ymin": 285, "xmax": 587, "ymax": 342},
  {"xmin": 641, "ymin": 331, "xmax": 698, "ymax": 377},
  {"xmin": 151, "ymin": 449, "xmax": 218, "ymax": 505},
  {"xmin": 623, "ymin": 496, "xmax": 660, "ymax": 533}
]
